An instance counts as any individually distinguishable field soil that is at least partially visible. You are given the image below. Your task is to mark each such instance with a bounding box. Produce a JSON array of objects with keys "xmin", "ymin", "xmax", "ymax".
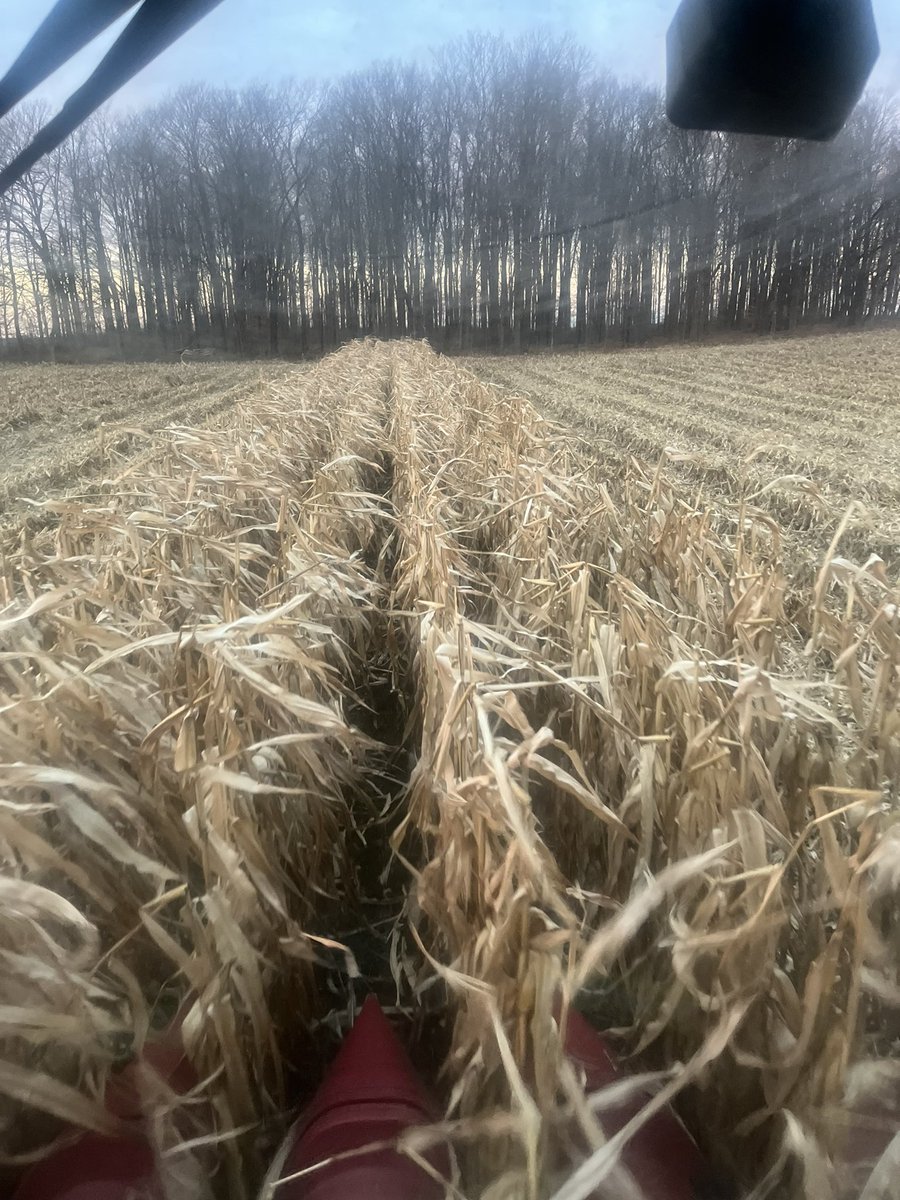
[
  {"xmin": 0, "ymin": 361, "xmax": 290, "ymax": 522},
  {"xmin": 468, "ymin": 329, "xmax": 900, "ymax": 566}
]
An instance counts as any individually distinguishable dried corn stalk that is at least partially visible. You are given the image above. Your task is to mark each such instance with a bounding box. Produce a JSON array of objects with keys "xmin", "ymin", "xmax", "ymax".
[{"xmin": 0, "ymin": 340, "xmax": 896, "ymax": 1200}]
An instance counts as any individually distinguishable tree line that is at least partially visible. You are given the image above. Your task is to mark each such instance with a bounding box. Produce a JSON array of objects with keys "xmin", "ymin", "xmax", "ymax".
[{"xmin": 0, "ymin": 33, "xmax": 898, "ymax": 358}]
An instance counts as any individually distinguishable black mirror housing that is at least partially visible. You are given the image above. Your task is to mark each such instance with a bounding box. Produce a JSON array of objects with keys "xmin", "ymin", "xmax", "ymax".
[{"xmin": 666, "ymin": 0, "xmax": 880, "ymax": 140}]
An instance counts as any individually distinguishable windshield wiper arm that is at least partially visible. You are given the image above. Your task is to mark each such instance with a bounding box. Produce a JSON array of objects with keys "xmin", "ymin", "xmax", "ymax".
[{"xmin": 0, "ymin": 0, "xmax": 225, "ymax": 194}]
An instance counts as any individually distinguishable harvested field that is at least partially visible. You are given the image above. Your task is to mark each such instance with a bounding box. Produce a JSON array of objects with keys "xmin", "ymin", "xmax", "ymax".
[
  {"xmin": 468, "ymin": 329, "xmax": 900, "ymax": 568},
  {"xmin": 0, "ymin": 341, "xmax": 897, "ymax": 1200},
  {"xmin": 0, "ymin": 362, "xmax": 289, "ymax": 523}
]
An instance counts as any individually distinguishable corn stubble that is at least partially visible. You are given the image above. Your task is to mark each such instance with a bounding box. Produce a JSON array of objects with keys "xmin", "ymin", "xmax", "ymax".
[{"xmin": 0, "ymin": 342, "xmax": 896, "ymax": 1199}]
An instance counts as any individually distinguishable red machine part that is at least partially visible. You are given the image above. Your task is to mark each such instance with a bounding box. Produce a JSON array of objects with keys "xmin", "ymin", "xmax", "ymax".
[
  {"xmin": 562, "ymin": 1006, "xmax": 715, "ymax": 1200},
  {"xmin": 13, "ymin": 998, "xmax": 722, "ymax": 1199},
  {"xmin": 274, "ymin": 994, "xmax": 449, "ymax": 1198},
  {"xmin": 12, "ymin": 1020, "xmax": 196, "ymax": 1200},
  {"xmin": 12, "ymin": 1134, "xmax": 162, "ymax": 1200}
]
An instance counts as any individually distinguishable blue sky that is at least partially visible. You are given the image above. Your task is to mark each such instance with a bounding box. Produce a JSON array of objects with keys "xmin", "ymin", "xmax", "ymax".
[{"xmin": 2, "ymin": 0, "xmax": 898, "ymax": 113}]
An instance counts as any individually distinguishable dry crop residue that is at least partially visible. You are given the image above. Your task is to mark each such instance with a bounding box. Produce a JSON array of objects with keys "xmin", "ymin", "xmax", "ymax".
[
  {"xmin": 0, "ymin": 341, "xmax": 896, "ymax": 1200},
  {"xmin": 467, "ymin": 328, "xmax": 900, "ymax": 567},
  {"xmin": 0, "ymin": 361, "xmax": 291, "ymax": 522}
]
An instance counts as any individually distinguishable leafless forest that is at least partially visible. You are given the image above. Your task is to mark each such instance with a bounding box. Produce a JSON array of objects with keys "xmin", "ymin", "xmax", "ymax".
[{"xmin": 1, "ymin": 34, "xmax": 899, "ymax": 359}]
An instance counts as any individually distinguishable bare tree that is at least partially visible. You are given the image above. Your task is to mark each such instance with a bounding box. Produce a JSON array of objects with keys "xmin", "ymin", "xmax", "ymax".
[{"xmin": 0, "ymin": 36, "xmax": 897, "ymax": 359}]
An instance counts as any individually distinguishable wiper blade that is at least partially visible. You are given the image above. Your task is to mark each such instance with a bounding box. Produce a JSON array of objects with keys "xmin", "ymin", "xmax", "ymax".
[
  {"xmin": 0, "ymin": 0, "xmax": 225, "ymax": 194},
  {"xmin": 0, "ymin": 1, "xmax": 140, "ymax": 121}
]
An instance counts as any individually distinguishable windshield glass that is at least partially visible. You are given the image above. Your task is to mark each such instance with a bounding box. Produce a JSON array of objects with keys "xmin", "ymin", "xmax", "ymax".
[{"xmin": 0, "ymin": 6, "xmax": 897, "ymax": 1200}]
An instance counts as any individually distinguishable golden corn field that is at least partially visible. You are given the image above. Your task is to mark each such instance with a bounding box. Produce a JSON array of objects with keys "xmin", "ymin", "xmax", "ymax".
[
  {"xmin": 0, "ymin": 337, "xmax": 897, "ymax": 1199},
  {"xmin": 469, "ymin": 330, "xmax": 900, "ymax": 569},
  {"xmin": 0, "ymin": 361, "xmax": 281, "ymax": 526}
]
